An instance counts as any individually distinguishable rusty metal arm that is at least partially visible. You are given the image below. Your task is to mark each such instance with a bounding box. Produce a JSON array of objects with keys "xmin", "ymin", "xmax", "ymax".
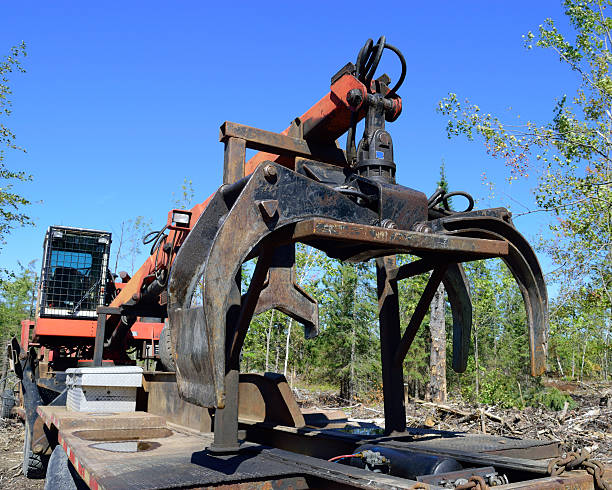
[
  {"xmin": 220, "ymin": 122, "xmax": 347, "ymax": 167},
  {"xmin": 105, "ymin": 71, "xmax": 369, "ymax": 351},
  {"xmin": 395, "ymin": 259, "xmax": 473, "ymax": 373}
]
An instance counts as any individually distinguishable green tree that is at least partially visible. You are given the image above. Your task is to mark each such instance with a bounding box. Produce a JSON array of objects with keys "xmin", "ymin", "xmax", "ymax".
[
  {"xmin": 0, "ymin": 260, "xmax": 37, "ymax": 341},
  {"xmin": 447, "ymin": 259, "xmax": 530, "ymax": 407},
  {"xmin": 315, "ymin": 260, "xmax": 379, "ymax": 399},
  {"xmin": 438, "ymin": 1, "xmax": 611, "ymax": 289},
  {"xmin": 0, "ymin": 42, "xmax": 30, "ymax": 252},
  {"xmin": 437, "ymin": 0, "xmax": 612, "ymax": 381}
]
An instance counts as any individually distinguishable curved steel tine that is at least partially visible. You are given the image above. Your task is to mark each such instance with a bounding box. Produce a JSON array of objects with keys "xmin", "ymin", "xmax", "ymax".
[
  {"xmin": 441, "ymin": 216, "xmax": 547, "ymax": 307},
  {"xmin": 442, "ymin": 263, "xmax": 472, "ymax": 373},
  {"xmin": 443, "ymin": 223, "xmax": 548, "ymax": 376},
  {"xmin": 167, "ymin": 189, "xmax": 234, "ymax": 408}
]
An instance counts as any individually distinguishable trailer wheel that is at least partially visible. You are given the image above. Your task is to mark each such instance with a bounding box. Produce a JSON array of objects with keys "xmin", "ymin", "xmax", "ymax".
[
  {"xmin": 23, "ymin": 419, "xmax": 48, "ymax": 479},
  {"xmin": 158, "ymin": 325, "xmax": 176, "ymax": 372},
  {"xmin": 44, "ymin": 445, "xmax": 87, "ymax": 490}
]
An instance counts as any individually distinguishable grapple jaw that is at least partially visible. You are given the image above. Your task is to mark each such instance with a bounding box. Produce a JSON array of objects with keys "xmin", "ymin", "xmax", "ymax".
[
  {"xmin": 168, "ymin": 162, "xmax": 391, "ymax": 408},
  {"xmin": 427, "ymin": 208, "xmax": 549, "ymax": 376},
  {"xmin": 168, "ymin": 157, "xmax": 548, "ymax": 412},
  {"xmin": 164, "ymin": 37, "xmax": 547, "ymax": 437}
]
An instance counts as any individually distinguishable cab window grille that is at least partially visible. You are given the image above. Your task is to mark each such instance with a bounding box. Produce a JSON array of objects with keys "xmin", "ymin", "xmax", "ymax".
[{"xmin": 39, "ymin": 227, "xmax": 111, "ymax": 319}]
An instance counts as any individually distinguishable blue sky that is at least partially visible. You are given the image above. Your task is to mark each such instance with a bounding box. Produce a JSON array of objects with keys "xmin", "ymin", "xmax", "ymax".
[{"xmin": 1, "ymin": 1, "xmax": 573, "ymax": 278}]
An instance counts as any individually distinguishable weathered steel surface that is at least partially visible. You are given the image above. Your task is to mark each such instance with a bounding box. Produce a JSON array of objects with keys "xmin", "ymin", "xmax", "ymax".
[
  {"xmin": 442, "ymin": 264, "xmax": 473, "ymax": 373},
  {"xmin": 240, "ymin": 421, "xmax": 563, "ymax": 475},
  {"xmin": 168, "ymin": 162, "xmax": 380, "ymax": 410},
  {"xmin": 429, "ymin": 210, "xmax": 548, "ymax": 376},
  {"xmin": 223, "ymin": 136, "xmax": 246, "ymax": 185},
  {"xmin": 38, "ymin": 406, "xmax": 422, "ymax": 490},
  {"xmin": 238, "ymin": 373, "xmax": 305, "ymax": 428},
  {"xmin": 376, "ymin": 256, "xmax": 406, "ymax": 435},
  {"xmin": 394, "ymin": 264, "xmax": 449, "ymax": 366},
  {"xmin": 252, "ymin": 244, "xmax": 318, "ymax": 339},
  {"xmin": 143, "ymin": 372, "xmax": 213, "ymax": 432},
  {"xmin": 495, "ymin": 472, "xmax": 595, "ymax": 489},
  {"xmin": 396, "ymin": 259, "xmax": 474, "ymax": 373},
  {"xmin": 220, "ymin": 121, "xmax": 347, "ymax": 167},
  {"xmin": 292, "ymin": 219, "xmax": 509, "ymax": 259}
]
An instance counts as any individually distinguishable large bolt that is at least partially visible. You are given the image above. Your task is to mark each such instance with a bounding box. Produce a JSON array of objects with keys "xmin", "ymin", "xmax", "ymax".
[
  {"xmin": 412, "ymin": 222, "xmax": 433, "ymax": 234},
  {"xmin": 347, "ymin": 88, "xmax": 364, "ymax": 108},
  {"xmin": 381, "ymin": 219, "xmax": 398, "ymax": 229},
  {"xmin": 263, "ymin": 165, "xmax": 277, "ymax": 182}
]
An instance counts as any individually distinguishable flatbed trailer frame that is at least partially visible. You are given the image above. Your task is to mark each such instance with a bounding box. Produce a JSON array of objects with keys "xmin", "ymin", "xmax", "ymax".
[{"xmin": 37, "ymin": 399, "xmax": 609, "ymax": 489}]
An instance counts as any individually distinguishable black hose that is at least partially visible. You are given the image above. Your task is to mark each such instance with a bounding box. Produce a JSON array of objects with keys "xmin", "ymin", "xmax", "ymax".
[
  {"xmin": 143, "ymin": 225, "xmax": 168, "ymax": 256},
  {"xmin": 355, "ymin": 36, "xmax": 406, "ymax": 96}
]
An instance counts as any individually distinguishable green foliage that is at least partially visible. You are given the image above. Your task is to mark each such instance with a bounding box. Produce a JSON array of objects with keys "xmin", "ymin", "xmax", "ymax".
[
  {"xmin": 437, "ymin": 0, "xmax": 611, "ymax": 286},
  {"xmin": 0, "ymin": 42, "xmax": 31, "ymax": 251},
  {"xmin": 438, "ymin": 0, "xmax": 612, "ymax": 382},
  {"xmin": 525, "ymin": 386, "xmax": 576, "ymax": 411},
  {"xmin": 447, "ymin": 259, "xmax": 533, "ymax": 407},
  {"xmin": 0, "ymin": 261, "xmax": 37, "ymax": 340},
  {"xmin": 242, "ymin": 248, "xmax": 553, "ymax": 408},
  {"xmin": 436, "ymin": 160, "xmax": 453, "ymax": 209},
  {"xmin": 478, "ymin": 369, "xmax": 525, "ymax": 409}
]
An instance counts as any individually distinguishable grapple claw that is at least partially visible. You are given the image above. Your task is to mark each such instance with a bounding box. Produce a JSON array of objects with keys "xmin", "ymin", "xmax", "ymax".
[
  {"xmin": 442, "ymin": 263, "xmax": 472, "ymax": 374},
  {"xmin": 168, "ymin": 162, "xmax": 378, "ymax": 408},
  {"xmin": 429, "ymin": 209, "xmax": 548, "ymax": 376}
]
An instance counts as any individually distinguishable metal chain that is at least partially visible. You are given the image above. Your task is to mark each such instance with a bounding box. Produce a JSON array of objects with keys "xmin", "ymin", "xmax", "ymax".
[
  {"xmin": 547, "ymin": 449, "xmax": 610, "ymax": 490},
  {"xmin": 454, "ymin": 475, "xmax": 490, "ymax": 490}
]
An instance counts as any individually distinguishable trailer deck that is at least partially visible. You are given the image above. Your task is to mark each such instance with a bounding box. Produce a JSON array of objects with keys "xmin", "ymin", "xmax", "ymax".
[{"xmin": 38, "ymin": 403, "xmax": 608, "ymax": 489}]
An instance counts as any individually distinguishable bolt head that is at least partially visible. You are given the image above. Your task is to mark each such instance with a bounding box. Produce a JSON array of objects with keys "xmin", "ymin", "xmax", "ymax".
[
  {"xmin": 347, "ymin": 89, "xmax": 364, "ymax": 108},
  {"xmin": 413, "ymin": 222, "xmax": 433, "ymax": 234},
  {"xmin": 263, "ymin": 165, "xmax": 277, "ymax": 182}
]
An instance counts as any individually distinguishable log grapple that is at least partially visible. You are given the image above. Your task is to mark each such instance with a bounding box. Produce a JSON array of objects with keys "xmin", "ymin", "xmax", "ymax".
[{"xmin": 162, "ymin": 37, "xmax": 548, "ymax": 452}]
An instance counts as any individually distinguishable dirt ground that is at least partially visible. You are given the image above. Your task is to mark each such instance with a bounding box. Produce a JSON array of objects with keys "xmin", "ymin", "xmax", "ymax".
[{"xmin": 0, "ymin": 418, "xmax": 44, "ymax": 489}]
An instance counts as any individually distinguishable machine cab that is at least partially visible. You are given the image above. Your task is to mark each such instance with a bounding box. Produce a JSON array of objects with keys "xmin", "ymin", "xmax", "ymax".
[{"xmin": 38, "ymin": 226, "xmax": 111, "ymax": 320}]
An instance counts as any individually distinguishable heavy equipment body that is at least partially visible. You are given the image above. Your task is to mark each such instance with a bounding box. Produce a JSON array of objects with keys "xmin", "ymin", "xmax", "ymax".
[
  {"xmin": 10, "ymin": 38, "xmax": 610, "ymax": 489},
  {"xmin": 8, "ymin": 225, "xmax": 164, "ymax": 477}
]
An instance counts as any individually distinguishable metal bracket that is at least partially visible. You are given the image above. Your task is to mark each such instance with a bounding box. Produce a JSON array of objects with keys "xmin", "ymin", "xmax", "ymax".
[{"xmin": 253, "ymin": 244, "xmax": 319, "ymax": 339}]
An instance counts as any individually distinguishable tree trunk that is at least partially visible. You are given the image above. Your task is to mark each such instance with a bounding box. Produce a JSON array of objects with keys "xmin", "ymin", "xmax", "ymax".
[
  {"xmin": 265, "ymin": 311, "xmax": 274, "ymax": 372},
  {"xmin": 0, "ymin": 341, "xmax": 8, "ymax": 392},
  {"xmin": 283, "ymin": 319, "xmax": 293, "ymax": 376},
  {"xmin": 350, "ymin": 265, "xmax": 357, "ymax": 400},
  {"xmin": 580, "ymin": 336, "xmax": 587, "ymax": 381},
  {"xmin": 556, "ymin": 354, "xmax": 565, "ymax": 377},
  {"xmin": 474, "ymin": 323, "xmax": 480, "ymax": 400},
  {"xmin": 428, "ymin": 283, "xmax": 447, "ymax": 403},
  {"xmin": 274, "ymin": 334, "xmax": 280, "ymax": 372}
]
